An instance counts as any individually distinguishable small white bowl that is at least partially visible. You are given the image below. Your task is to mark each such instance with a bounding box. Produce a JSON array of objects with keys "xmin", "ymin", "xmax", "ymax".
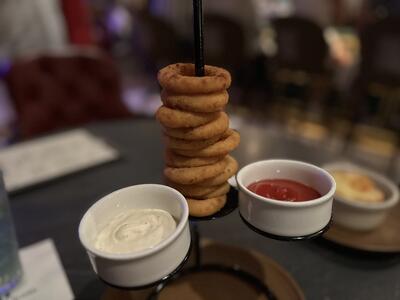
[
  {"xmin": 237, "ymin": 159, "xmax": 336, "ymax": 237},
  {"xmin": 324, "ymin": 162, "xmax": 399, "ymax": 231},
  {"xmin": 78, "ymin": 184, "xmax": 190, "ymax": 288}
]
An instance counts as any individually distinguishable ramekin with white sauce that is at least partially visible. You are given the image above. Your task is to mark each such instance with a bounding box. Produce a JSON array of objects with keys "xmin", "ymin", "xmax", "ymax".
[{"xmin": 79, "ymin": 184, "xmax": 190, "ymax": 288}]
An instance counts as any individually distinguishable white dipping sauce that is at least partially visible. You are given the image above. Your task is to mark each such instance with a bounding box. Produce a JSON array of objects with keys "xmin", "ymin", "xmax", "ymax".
[{"xmin": 95, "ymin": 208, "xmax": 176, "ymax": 254}]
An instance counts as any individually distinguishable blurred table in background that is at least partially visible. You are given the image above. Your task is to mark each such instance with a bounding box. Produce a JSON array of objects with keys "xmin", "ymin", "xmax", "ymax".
[{"xmin": 9, "ymin": 117, "xmax": 400, "ymax": 300}]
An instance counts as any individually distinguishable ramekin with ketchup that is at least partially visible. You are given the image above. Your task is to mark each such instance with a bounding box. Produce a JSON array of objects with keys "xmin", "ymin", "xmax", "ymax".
[{"xmin": 237, "ymin": 159, "xmax": 336, "ymax": 238}]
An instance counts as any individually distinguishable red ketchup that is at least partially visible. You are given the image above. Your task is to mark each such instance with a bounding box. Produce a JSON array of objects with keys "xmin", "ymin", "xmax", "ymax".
[{"xmin": 247, "ymin": 179, "xmax": 321, "ymax": 202}]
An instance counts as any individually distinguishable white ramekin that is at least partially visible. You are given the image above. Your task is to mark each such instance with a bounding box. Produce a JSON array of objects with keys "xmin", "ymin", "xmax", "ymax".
[
  {"xmin": 324, "ymin": 162, "xmax": 399, "ymax": 231},
  {"xmin": 78, "ymin": 184, "xmax": 190, "ymax": 288},
  {"xmin": 237, "ymin": 159, "xmax": 336, "ymax": 237}
]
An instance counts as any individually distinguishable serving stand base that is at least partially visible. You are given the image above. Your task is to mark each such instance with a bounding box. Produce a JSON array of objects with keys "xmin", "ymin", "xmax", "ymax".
[{"xmin": 102, "ymin": 237, "xmax": 305, "ymax": 300}]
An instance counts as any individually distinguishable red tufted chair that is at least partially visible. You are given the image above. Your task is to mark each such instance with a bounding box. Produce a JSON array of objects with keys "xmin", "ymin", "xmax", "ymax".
[{"xmin": 6, "ymin": 53, "xmax": 132, "ymax": 138}]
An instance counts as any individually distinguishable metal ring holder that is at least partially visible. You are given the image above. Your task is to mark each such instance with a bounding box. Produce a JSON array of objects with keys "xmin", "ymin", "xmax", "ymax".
[{"xmin": 102, "ymin": 187, "xmax": 329, "ymax": 299}]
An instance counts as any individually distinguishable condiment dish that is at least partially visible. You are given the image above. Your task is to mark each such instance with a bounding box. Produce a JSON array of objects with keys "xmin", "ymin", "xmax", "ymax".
[
  {"xmin": 324, "ymin": 162, "xmax": 399, "ymax": 231},
  {"xmin": 237, "ymin": 159, "xmax": 336, "ymax": 237},
  {"xmin": 78, "ymin": 184, "xmax": 190, "ymax": 288}
]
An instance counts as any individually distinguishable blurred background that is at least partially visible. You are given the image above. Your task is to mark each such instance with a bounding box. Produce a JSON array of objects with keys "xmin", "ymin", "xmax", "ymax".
[{"xmin": 0, "ymin": 0, "xmax": 399, "ymax": 177}]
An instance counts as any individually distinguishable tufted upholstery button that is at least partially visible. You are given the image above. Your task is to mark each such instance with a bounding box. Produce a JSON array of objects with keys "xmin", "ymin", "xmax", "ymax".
[{"xmin": 6, "ymin": 54, "xmax": 132, "ymax": 138}]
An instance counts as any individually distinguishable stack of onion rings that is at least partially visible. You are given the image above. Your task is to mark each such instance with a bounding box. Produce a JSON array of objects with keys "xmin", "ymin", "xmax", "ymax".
[{"xmin": 156, "ymin": 63, "xmax": 240, "ymax": 217}]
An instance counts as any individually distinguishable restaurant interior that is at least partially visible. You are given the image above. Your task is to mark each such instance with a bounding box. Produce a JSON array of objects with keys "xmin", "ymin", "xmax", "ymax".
[{"xmin": 0, "ymin": 0, "xmax": 399, "ymax": 299}]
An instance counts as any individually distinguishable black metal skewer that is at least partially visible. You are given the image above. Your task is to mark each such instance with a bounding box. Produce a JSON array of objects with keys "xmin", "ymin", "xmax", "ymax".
[{"xmin": 193, "ymin": 0, "xmax": 205, "ymax": 76}]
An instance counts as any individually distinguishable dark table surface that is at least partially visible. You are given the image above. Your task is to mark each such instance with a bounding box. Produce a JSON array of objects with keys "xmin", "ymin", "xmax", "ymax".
[{"xmin": 9, "ymin": 118, "xmax": 400, "ymax": 300}]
